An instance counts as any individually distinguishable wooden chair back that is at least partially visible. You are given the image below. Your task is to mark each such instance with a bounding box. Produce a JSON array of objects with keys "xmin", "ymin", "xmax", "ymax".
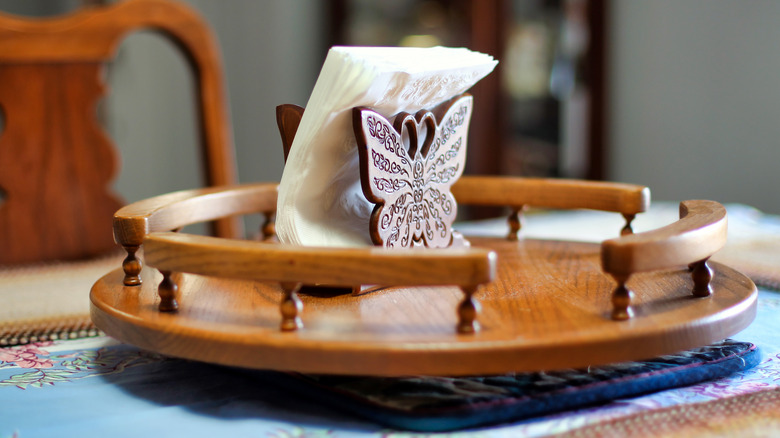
[{"xmin": 0, "ymin": 0, "xmax": 238, "ymax": 264}]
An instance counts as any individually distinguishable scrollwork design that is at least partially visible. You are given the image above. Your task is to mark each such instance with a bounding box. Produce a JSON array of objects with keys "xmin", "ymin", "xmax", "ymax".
[
  {"xmin": 355, "ymin": 95, "xmax": 473, "ymax": 249},
  {"xmin": 366, "ymin": 114, "xmax": 410, "ymax": 166},
  {"xmin": 373, "ymin": 177, "xmax": 408, "ymax": 194},
  {"xmin": 371, "ymin": 150, "xmax": 405, "ymax": 175}
]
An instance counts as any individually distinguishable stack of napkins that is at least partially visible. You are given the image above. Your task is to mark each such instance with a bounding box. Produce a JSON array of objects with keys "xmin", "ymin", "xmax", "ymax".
[{"xmin": 276, "ymin": 46, "xmax": 497, "ymax": 247}]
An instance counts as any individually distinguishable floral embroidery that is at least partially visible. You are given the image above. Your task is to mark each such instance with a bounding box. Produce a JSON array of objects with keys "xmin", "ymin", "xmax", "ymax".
[
  {"xmin": 1, "ymin": 294, "xmax": 779, "ymax": 435},
  {"xmin": 267, "ymin": 427, "xmax": 340, "ymax": 438},
  {"xmin": 0, "ymin": 342, "xmax": 168, "ymax": 389},
  {"xmin": 0, "ymin": 343, "xmax": 54, "ymax": 369}
]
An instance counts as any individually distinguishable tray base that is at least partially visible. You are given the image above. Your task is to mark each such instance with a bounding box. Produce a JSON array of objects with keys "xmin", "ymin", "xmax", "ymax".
[{"xmin": 90, "ymin": 238, "xmax": 757, "ymax": 376}]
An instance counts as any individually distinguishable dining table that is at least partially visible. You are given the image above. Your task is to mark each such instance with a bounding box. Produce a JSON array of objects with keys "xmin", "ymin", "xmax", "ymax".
[{"xmin": 2, "ymin": 202, "xmax": 780, "ymax": 437}]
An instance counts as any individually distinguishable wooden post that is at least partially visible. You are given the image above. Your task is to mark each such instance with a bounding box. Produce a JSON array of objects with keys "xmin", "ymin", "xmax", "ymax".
[
  {"xmin": 122, "ymin": 245, "xmax": 142, "ymax": 286},
  {"xmin": 158, "ymin": 271, "xmax": 178, "ymax": 312},
  {"xmin": 280, "ymin": 282, "xmax": 303, "ymax": 331},
  {"xmin": 457, "ymin": 285, "xmax": 481, "ymax": 334},
  {"xmin": 610, "ymin": 274, "xmax": 634, "ymax": 320},
  {"xmin": 691, "ymin": 258, "xmax": 713, "ymax": 297},
  {"xmin": 621, "ymin": 213, "xmax": 636, "ymax": 236},
  {"xmin": 261, "ymin": 211, "xmax": 276, "ymax": 241},
  {"xmin": 507, "ymin": 206, "xmax": 524, "ymax": 241}
]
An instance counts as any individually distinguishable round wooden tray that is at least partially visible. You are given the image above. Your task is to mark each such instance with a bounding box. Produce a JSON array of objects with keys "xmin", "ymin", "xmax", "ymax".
[{"xmin": 90, "ymin": 237, "xmax": 757, "ymax": 376}]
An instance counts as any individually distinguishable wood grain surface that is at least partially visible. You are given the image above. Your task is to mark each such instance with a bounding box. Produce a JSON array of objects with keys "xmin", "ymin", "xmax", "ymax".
[
  {"xmin": 90, "ymin": 236, "xmax": 756, "ymax": 376},
  {"xmin": 602, "ymin": 200, "xmax": 728, "ymax": 275},
  {"xmin": 100, "ymin": 178, "xmax": 753, "ymax": 375},
  {"xmin": 113, "ymin": 183, "xmax": 278, "ymax": 248},
  {"xmin": 113, "ymin": 176, "xmax": 649, "ymax": 248},
  {"xmin": 143, "ymin": 232, "xmax": 496, "ymax": 288},
  {"xmin": 451, "ymin": 176, "xmax": 650, "ymax": 214}
]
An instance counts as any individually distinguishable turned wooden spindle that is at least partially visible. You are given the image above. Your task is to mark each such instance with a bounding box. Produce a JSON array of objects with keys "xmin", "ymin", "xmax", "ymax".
[
  {"xmin": 457, "ymin": 285, "xmax": 481, "ymax": 334},
  {"xmin": 610, "ymin": 274, "xmax": 634, "ymax": 320},
  {"xmin": 280, "ymin": 282, "xmax": 303, "ymax": 331},
  {"xmin": 157, "ymin": 270, "xmax": 178, "ymax": 312},
  {"xmin": 506, "ymin": 206, "xmax": 524, "ymax": 241},
  {"xmin": 691, "ymin": 258, "xmax": 713, "ymax": 297},
  {"xmin": 261, "ymin": 211, "xmax": 276, "ymax": 241},
  {"xmin": 122, "ymin": 245, "xmax": 142, "ymax": 286},
  {"xmin": 621, "ymin": 213, "xmax": 636, "ymax": 236}
]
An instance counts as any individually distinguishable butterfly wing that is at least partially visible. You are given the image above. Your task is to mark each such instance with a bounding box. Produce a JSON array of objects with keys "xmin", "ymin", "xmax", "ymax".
[
  {"xmin": 353, "ymin": 95, "xmax": 473, "ymax": 249},
  {"xmin": 353, "ymin": 108, "xmax": 415, "ymax": 247},
  {"xmin": 421, "ymin": 95, "xmax": 473, "ymax": 248}
]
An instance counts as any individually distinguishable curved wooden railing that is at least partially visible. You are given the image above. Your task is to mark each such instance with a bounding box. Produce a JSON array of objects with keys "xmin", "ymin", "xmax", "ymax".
[
  {"xmin": 113, "ymin": 181, "xmax": 495, "ymax": 333},
  {"xmin": 112, "ymin": 176, "xmax": 727, "ymax": 331},
  {"xmin": 113, "ymin": 183, "xmax": 278, "ymax": 286},
  {"xmin": 601, "ymin": 200, "xmax": 728, "ymax": 320},
  {"xmin": 452, "ymin": 176, "xmax": 650, "ymax": 239},
  {"xmin": 452, "ymin": 176, "xmax": 649, "ymax": 213},
  {"xmin": 143, "ymin": 232, "xmax": 495, "ymax": 333}
]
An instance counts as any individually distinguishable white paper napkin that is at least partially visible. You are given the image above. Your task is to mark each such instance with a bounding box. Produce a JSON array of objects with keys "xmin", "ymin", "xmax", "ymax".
[{"xmin": 276, "ymin": 46, "xmax": 497, "ymax": 247}]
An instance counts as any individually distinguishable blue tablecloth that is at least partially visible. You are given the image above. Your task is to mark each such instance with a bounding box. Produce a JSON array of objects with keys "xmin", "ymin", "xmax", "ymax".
[
  {"xmin": 1, "ymin": 288, "xmax": 779, "ymax": 438},
  {"xmin": 4, "ymin": 203, "xmax": 780, "ymax": 437}
]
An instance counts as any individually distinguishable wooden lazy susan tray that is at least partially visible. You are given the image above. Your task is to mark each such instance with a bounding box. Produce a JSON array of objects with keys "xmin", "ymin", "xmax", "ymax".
[
  {"xmin": 90, "ymin": 179, "xmax": 756, "ymax": 376},
  {"xmin": 91, "ymin": 97, "xmax": 756, "ymax": 376}
]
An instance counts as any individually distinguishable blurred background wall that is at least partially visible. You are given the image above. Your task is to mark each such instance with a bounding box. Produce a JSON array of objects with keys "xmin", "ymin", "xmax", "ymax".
[
  {"xmin": 1, "ymin": 0, "xmax": 779, "ymax": 215},
  {"xmin": 609, "ymin": 0, "xmax": 780, "ymax": 214},
  {"xmin": 0, "ymin": 0, "xmax": 326, "ymax": 210}
]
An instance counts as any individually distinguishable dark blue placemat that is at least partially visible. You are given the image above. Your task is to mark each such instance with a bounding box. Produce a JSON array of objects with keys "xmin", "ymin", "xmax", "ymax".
[{"xmin": 251, "ymin": 340, "xmax": 760, "ymax": 432}]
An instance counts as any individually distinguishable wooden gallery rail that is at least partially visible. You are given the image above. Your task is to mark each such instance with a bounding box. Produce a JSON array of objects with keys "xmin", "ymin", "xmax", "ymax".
[{"xmin": 110, "ymin": 175, "xmax": 728, "ymax": 333}]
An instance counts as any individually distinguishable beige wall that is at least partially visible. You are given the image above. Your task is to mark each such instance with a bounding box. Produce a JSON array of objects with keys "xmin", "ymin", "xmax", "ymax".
[
  {"xmin": 0, "ymin": 0, "xmax": 326, "ymax": 208},
  {"xmin": 608, "ymin": 0, "xmax": 780, "ymax": 214},
  {"xmin": 107, "ymin": 1, "xmax": 327, "ymax": 203}
]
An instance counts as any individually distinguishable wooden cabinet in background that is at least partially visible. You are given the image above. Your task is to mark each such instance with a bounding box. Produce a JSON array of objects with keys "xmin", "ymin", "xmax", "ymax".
[{"xmin": 327, "ymin": 0, "xmax": 608, "ymax": 183}]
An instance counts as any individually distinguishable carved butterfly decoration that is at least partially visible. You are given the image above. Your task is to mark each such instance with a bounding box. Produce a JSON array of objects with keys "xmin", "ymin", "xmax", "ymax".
[{"xmin": 352, "ymin": 94, "xmax": 472, "ymax": 249}]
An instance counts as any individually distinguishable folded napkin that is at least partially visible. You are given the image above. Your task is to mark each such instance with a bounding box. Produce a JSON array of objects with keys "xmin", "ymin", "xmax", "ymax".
[{"xmin": 276, "ymin": 46, "xmax": 497, "ymax": 247}]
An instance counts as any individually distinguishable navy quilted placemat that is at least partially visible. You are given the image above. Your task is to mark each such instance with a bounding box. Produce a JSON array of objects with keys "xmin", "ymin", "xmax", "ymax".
[{"xmin": 255, "ymin": 340, "xmax": 760, "ymax": 432}]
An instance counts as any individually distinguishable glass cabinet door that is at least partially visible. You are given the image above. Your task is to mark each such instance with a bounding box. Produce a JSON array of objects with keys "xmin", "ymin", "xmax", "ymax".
[{"xmin": 328, "ymin": 0, "xmax": 607, "ymax": 181}]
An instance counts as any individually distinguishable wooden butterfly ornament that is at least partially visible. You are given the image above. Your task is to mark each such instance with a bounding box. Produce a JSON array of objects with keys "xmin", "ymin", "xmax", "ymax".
[{"xmin": 353, "ymin": 94, "xmax": 473, "ymax": 249}]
